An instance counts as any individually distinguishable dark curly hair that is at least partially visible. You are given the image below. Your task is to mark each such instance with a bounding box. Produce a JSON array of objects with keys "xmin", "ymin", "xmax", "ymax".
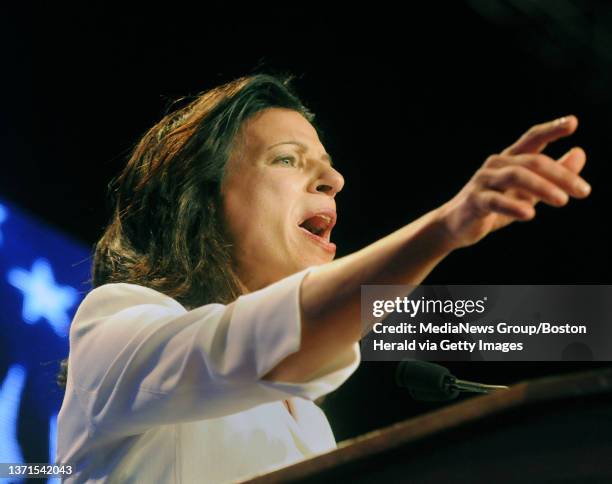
[{"xmin": 57, "ymin": 74, "xmax": 315, "ymax": 388}]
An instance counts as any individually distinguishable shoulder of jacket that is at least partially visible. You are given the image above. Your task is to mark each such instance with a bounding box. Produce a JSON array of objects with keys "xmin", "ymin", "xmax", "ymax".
[
  {"xmin": 88, "ymin": 282, "xmax": 185, "ymax": 308},
  {"xmin": 70, "ymin": 283, "xmax": 186, "ymax": 333}
]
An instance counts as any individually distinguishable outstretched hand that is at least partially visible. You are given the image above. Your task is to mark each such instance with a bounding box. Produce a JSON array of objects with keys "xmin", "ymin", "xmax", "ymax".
[{"xmin": 437, "ymin": 115, "xmax": 590, "ymax": 249}]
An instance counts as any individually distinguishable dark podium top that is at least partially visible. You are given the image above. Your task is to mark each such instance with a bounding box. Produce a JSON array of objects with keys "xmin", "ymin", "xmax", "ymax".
[{"xmin": 241, "ymin": 367, "xmax": 612, "ymax": 483}]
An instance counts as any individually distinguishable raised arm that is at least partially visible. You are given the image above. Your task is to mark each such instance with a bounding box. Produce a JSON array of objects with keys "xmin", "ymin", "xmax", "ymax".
[{"xmin": 265, "ymin": 115, "xmax": 590, "ymax": 382}]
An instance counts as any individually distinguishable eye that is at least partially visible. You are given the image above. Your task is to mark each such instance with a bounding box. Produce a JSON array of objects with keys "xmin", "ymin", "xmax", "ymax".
[{"xmin": 273, "ymin": 155, "xmax": 297, "ymax": 167}]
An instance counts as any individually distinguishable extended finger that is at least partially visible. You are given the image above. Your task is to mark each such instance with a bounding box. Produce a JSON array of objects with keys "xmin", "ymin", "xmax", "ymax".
[
  {"xmin": 487, "ymin": 153, "xmax": 590, "ymax": 199},
  {"xmin": 503, "ymin": 115, "xmax": 578, "ymax": 155},
  {"xmin": 503, "ymin": 148, "xmax": 587, "ymax": 207},
  {"xmin": 475, "ymin": 191, "xmax": 535, "ymax": 220},
  {"xmin": 507, "ymin": 187, "xmax": 538, "ymax": 206},
  {"xmin": 558, "ymin": 146, "xmax": 587, "ymax": 175},
  {"xmin": 482, "ymin": 166, "xmax": 569, "ymax": 207}
]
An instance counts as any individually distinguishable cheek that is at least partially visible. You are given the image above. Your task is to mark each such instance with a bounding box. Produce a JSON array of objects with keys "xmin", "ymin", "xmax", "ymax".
[
  {"xmin": 222, "ymin": 173, "xmax": 298, "ymax": 249},
  {"xmin": 223, "ymin": 189, "xmax": 257, "ymax": 246}
]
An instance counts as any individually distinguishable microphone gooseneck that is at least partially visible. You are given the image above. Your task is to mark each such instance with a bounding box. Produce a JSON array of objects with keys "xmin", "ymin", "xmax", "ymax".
[{"xmin": 395, "ymin": 361, "xmax": 509, "ymax": 402}]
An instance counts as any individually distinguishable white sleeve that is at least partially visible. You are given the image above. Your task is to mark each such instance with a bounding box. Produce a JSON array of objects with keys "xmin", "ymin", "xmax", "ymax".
[{"xmin": 67, "ymin": 268, "xmax": 360, "ymax": 437}]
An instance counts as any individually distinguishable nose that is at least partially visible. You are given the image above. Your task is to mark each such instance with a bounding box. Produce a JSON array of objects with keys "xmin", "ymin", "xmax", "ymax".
[{"xmin": 308, "ymin": 163, "xmax": 345, "ymax": 197}]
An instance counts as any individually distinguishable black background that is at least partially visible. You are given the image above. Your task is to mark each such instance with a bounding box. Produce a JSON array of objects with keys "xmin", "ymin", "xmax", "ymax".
[{"xmin": 2, "ymin": 2, "xmax": 611, "ymax": 442}]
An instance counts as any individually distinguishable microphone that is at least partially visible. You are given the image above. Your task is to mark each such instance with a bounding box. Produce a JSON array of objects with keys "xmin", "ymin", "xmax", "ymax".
[{"xmin": 395, "ymin": 361, "xmax": 509, "ymax": 402}]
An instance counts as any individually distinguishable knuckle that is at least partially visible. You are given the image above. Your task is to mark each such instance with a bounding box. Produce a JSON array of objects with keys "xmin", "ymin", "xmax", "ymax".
[
  {"xmin": 484, "ymin": 154, "xmax": 501, "ymax": 167},
  {"xmin": 486, "ymin": 194, "xmax": 500, "ymax": 210},
  {"xmin": 502, "ymin": 167, "xmax": 522, "ymax": 184},
  {"xmin": 476, "ymin": 193, "xmax": 492, "ymax": 213},
  {"xmin": 526, "ymin": 154, "xmax": 546, "ymax": 170},
  {"xmin": 474, "ymin": 189, "xmax": 487, "ymax": 200},
  {"xmin": 474, "ymin": 168, "xmax": 492, "ymax": 185}
]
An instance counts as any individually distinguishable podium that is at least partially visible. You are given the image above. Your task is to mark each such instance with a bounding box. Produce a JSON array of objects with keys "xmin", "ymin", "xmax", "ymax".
[{"xmin": 241, "ymin": 367, "xmax": 612, "ymax": 483}]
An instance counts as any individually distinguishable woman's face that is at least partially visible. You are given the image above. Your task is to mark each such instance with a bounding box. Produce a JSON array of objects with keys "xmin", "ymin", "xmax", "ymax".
[{"xmin": 222, "ymin": 108, "xmax": 344, "ymax": 291}]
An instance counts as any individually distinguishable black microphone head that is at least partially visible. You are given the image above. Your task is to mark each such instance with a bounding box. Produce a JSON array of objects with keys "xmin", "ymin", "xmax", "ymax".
[{"xmin": 395, "ymin": 360, "xmax": 459, "ymax": 402}]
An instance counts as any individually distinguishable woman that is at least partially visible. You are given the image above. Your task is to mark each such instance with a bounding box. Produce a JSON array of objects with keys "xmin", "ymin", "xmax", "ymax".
[{"xmin": 56, "ymin": 74, "xmax": 590, "ymax": 483}]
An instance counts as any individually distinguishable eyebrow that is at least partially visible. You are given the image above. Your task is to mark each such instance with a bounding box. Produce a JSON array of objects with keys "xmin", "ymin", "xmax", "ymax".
[{"xmin": 267, "ymin": 141, "xmax": 334, "ymax": 166}]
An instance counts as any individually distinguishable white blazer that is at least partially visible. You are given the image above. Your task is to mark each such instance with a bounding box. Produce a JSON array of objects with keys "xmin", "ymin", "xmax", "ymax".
[{"xmin": 56, "ymin": 268, "xmax": 360, "ymax": 483}]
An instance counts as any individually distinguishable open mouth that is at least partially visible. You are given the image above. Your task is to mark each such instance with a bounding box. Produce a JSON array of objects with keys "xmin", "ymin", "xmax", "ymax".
[{"xmin": 297, "ymin": 211, "xmax": 337, "ymax": 253}]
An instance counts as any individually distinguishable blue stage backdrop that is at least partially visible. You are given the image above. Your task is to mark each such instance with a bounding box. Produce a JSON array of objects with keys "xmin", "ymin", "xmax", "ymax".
[{"xmin": 0, "ymin": 199, "xmax": 91, "ymax": 482}]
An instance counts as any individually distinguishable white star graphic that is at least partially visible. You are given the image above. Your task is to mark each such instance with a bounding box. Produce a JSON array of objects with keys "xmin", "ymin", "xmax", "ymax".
[{"xmin": 7, "ymin": 258, "xmax": 78, "ymax": 337}]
